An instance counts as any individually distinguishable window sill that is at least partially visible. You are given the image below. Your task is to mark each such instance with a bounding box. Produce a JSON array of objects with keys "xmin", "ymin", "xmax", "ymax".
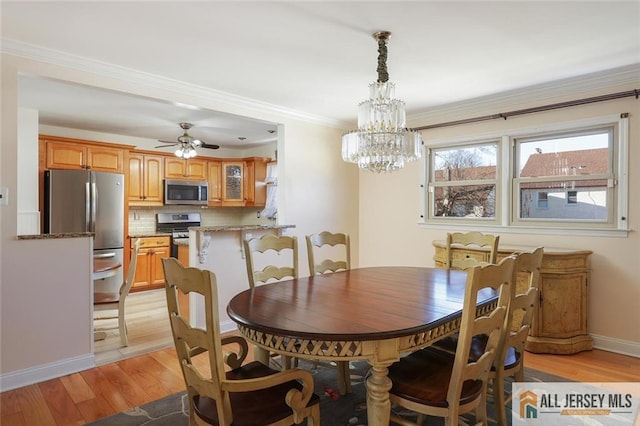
[{"xmin": 417, "ymin": 222, "xmax": 631, "ymax": 238}]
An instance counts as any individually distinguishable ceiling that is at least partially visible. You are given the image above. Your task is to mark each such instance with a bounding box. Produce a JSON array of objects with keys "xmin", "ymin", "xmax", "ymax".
[{"xmin": 2, "ymin": 1, "xmax": 639, "ymax": 151}]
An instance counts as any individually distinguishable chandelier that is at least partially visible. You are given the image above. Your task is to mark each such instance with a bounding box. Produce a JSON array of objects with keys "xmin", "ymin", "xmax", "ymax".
[{"xmin": 342, "ymin": 31, "xmax": 422, "ymax": 172}]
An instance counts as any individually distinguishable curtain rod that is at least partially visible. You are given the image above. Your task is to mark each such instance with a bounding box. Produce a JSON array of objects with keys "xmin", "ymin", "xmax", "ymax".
[{"xmin": 414, "ymin": 89, "xmax": 640, "ymax": 131}]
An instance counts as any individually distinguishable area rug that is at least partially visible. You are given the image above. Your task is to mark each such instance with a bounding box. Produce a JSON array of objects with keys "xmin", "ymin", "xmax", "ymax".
[{"xmin": 88, "ymin": 360, "xmax": 567, "ymax": 426}]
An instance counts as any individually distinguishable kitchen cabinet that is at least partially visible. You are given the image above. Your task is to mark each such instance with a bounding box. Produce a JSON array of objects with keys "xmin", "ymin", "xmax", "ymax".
[
  {"xmin": 165, "ymin": 158, "xmax": 207, "ymax": 180},
  {"xmin": 131, "ymin": 236, "xmax": 170, "ymax": 291},
  {"xmin": 244, "ymin": 157, "xmax": 269, "ymax": 207},
  {"xmin": 433, "ymin": 241, "xmax": 593, "ymax": 354},
  {"xmin": 221, "ymin": 161, "xmax": 245, "ymax": 206},
  {"xmin": 128, "ymin": 152, "xmax": 164, "ymax": 206},
  {"xmin": 42, "ymin": 136, "xmax": 125, "ymax": 173},
  {"xmin": 207, "ymin": 160, "xmax": 222, "ymax": 206}
]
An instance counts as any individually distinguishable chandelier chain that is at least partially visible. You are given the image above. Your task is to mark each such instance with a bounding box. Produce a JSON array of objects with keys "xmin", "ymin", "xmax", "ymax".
[{"xmin": 376, "ymin": 36, "xmax": 389, "ymax": 83}]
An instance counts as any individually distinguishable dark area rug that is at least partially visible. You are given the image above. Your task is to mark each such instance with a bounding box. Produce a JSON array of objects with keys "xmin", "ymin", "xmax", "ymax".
[{"xmin": 88, "ymin": 360, "xmax": 566, "ymax": 426}]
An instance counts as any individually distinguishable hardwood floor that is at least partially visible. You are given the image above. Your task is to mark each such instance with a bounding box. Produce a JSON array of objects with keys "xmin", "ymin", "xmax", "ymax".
[{"xmin": 2, "ymin": 290, "xmax": 639, "ymax": 425}]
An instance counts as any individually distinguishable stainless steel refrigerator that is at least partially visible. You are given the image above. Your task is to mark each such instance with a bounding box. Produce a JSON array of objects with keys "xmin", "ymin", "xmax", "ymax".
[{"xmin": 44, "ymin": 169, "xmax": 125, "ymax": 293}]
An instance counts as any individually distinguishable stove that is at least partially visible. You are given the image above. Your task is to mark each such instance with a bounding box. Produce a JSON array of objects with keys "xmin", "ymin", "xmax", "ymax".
[{"xmin": 156, "ymin": 212, "xmax": 201, "ymax": 257}]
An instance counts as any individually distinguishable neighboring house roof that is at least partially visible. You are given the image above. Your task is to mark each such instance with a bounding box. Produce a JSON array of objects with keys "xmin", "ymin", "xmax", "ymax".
[{"xmin": 520, "ymin": 148, "xmax": 608, "ymax": 177}]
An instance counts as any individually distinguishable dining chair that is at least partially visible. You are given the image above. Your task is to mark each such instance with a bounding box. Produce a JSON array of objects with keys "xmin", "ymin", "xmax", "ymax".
[
  {"xmin": 305, "ymin": 231, "xmax": 352, "ymax": 395},
  {"xmin": 243, "ymin": 234, "xmax": 298, "ymax": 289},
  {"xmin": 432, "ymin": 248, "xmax": 543, "ymax": 426},
  {"xmin": 445, "ymin": 231, "xmax": 499, "ymax": 270},
  {"xmin": 305, "ymin": 231, "xmax": 351, "ymax": 275},
  {"xmin": 387, "ymin": 257, "xmax": 514, "ymax": 426},
  {"xmin": 243, "ymin": 234, "xmax": 298, "ymax": 370},
  {"xmin": 161, "ymin": 257, "xmax": 321, "ymax": 426},
  {"xmin": 94, "ymin": 238, "xmax": 141, "ymax": 347}
]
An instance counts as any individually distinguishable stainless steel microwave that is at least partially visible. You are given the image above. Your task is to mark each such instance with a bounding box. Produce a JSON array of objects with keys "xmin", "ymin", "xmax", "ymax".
[{"xmin": 164, "ymin": 179, "xmax": 208, "ymax": 205}]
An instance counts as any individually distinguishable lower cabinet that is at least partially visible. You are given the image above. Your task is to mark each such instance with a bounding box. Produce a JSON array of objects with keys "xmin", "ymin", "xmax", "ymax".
[
  {"xmin": 433, "ymin": 241, "xmax": 593, "ymax": 354},
  {"xmin": 131, "ymin": 236, "xmax": 170, "ymax": 291}
]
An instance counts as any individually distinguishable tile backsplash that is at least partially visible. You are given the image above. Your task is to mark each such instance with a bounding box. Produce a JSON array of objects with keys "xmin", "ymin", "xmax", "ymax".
[{"xmin": 128, "ymin": 206, "xmax": 274, "ymax": 234}]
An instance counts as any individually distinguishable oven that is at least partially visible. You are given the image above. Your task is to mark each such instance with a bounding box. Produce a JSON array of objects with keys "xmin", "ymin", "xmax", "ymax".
[{"xmin": 156, "ymin": 212, "xmax": 201, "ymax": 258}]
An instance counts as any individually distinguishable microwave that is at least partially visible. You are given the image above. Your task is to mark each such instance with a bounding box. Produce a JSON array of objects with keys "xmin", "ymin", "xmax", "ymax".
[{"xmin": 164, "ymin": 179, "xmax": 208, "ymax": 205}]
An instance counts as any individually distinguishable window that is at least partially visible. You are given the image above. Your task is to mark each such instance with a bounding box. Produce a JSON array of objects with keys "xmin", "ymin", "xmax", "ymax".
[
  {"xmin": 422, "ymin": 114, "xmax": 628, "ymax": 234},
  {"xmin": 537, "ymin": 192, "xmax": 549, "ymax": 209},
  {"xmin": 428, "ymin": 142, "xmax": 499, "ymax": 222}
]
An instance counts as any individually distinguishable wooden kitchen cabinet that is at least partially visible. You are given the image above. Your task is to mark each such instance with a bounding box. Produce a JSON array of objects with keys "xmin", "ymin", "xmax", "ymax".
[
  {"xmin": 42, "ymin": 136, "xmax": 125, "ymax": 173},
  {"xmin": 128, "ymin": 152, "xmax": 164, "ymax": 206},
  {"xmin": 207, "ymin": 159, "xmax": 222, "ymax": 206},
  {"xmin": 244, "ymin": 157, "xmax": 269, "ymax": 207},
  {"xmin": 165, "ymin": 158, "xmax": 207, "ymax": 180},
  {"xmin": 433, "ymin": 241, "xmax": 593, "ymax": 354},
  {"xmin": 221, "ymin": 161, "xmax": 244, "ymax": 206},
  {"xmin": 131, "ymin": 236, "xmax": 170, "ymax": 291}
]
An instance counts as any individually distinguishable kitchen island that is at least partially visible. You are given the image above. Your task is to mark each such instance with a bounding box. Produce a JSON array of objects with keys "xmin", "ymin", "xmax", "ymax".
[{"xmin": 185, "ymin": 224, "xmax": 295, "ymax": 331}]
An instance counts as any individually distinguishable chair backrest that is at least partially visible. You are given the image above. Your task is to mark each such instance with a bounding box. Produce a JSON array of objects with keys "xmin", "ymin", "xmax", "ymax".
[
  {"xmin": 119, "ymin": 238, "xmax": 141, "ymax": 298},
  {"xmin": 445, "ymin": 231, "xmax": 500, "ymax": 270},
  {"xmin": 503, "ymin": 247, "xmax": 543, "ymax": 358},
  {"xmin": 243, "ymin": 234, "xmax": 298, "ymax": 288},
  {"xmin": 162, "ymin": 257, "xmax": 229, "ymax": 424},
  {"xmin": 305, "ymin": 231, "xmax": 351, "ymax": 275},
  {"xmin": 447, "ymin": 256, "xmax": 513, "ymax": 409}
]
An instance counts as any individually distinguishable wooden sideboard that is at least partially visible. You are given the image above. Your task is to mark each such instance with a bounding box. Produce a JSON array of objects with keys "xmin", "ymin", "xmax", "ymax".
[{"xmin": 433, "ymin": 241, "xmax": 593, "ymax": 354}]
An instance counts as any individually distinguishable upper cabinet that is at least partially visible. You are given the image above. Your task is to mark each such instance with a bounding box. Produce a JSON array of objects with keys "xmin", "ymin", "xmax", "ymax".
[
  {"xmin": 165, "ymin": 158, "xmax": 207, "ymax": 180},
  {"xmin": 42, "ymin": 136, "xmax": 125, "ymax": 173},
  {"xmin": 128, "ymin": 152, "xmax": 164, "ymax": 206},
  {"xmin": 207, "ymin": 160, "xmax": 222, "ymax": 206},
  {"xmin": 244, "ymin": 157, "xmax": 269, "ymax": 207},
  {"xmin": 221, "ymin": 161, "xmax": 244, "ymax": 206}
]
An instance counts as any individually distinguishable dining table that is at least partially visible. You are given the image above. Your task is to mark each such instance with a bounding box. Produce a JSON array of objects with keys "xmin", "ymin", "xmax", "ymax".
[{"xmin": 227, "ymin": 266, "xmax": 497, "ymax": 426}]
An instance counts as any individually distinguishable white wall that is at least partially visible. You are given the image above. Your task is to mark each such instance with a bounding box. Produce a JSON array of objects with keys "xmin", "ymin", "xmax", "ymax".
[
  {"xmin": 359, "ymin": 85, "xmax": 640, "ymax": 356},
  {"xmin": 0, "ymin": 52, "xmax": 358, "ymax": 390},
  {"xmin": 17, "ymin": 108, "xmax": 40, "ymax": 235}
]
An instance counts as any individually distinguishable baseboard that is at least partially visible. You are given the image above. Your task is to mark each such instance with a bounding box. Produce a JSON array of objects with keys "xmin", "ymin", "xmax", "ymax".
[
  {"xmin": 0, "ymin": 353, "xmax": 95, "ymax": 392},
  {"xmin": 591, "ymin": 334, "xmax": 640, "ymax": 358},
  {"xmin": 220, "ymin": 319, "xmax": 238, "ymax": 334}
]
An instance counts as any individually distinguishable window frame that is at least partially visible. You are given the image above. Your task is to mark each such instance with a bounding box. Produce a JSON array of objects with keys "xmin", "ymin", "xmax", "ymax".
[{"xmin": 419, "ymin": 114, "xmax": 629, "ymax": 237}]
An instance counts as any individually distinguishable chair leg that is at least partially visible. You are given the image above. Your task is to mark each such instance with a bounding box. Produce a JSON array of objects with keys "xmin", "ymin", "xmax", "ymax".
[
  {"xmin": 118, "ymin": 305, "xmax": 128, "ymax": 347},
  {"xmin": 492, "ymin": 372, "xmax": 507, "ymax": 426},
  {"xmin": 337, "ymin": 361, "xmax": 352, "ymax": 395}
]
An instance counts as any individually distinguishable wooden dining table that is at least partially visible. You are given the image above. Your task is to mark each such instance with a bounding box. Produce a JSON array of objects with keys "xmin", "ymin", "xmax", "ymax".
[{"xmin": 227, "ymin": 266, "xmax": 497, "ymax": 426}]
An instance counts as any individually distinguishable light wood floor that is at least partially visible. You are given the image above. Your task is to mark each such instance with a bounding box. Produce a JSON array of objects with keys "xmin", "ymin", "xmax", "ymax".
[{"xmin": 2, "ymin": 290, "xmax": 639, "ymax": 425}]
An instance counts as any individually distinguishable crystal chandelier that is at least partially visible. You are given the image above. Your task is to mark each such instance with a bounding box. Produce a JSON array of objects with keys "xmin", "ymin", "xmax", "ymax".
[{"xmin": 342, "ymin": 31, "xmax": 422, "ymax": 172}]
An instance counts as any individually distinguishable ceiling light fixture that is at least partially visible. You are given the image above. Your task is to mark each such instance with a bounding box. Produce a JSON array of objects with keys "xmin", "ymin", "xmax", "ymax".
[
  {"xmin": 341, "ymin": 31, "xmax": 422, "ymax": 172},
  {"xmin": 175, "ymin": 143, "xmax": 197, "ymax": 159}
]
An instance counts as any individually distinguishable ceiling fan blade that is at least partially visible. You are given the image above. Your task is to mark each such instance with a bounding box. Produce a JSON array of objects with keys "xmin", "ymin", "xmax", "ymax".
[
  {"xmin": 155, "ymin": 142, "xmax": 178, "ymax": 148},
  {"xmin": 200, "ymin": 143, "xmax": 220, "ymax": 150},
  {"xmin": 157, "ymin": 139, "xmax": 179, "ymax": 144}
]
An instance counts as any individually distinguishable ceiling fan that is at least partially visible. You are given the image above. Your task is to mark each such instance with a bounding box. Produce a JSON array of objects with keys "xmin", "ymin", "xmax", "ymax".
[{"xmin": 155, "ymin": 123, "xmax": 220, "ymax": 157}]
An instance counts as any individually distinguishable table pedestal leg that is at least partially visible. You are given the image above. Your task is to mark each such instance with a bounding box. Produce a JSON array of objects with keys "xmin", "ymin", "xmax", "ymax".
[
  {"xmin": 254, "ymin": 345, "xmax": 270, "ymax": 366},
  {"xmin": 366, "ymin": 362, "xmax": 393, "ymax": 426}
]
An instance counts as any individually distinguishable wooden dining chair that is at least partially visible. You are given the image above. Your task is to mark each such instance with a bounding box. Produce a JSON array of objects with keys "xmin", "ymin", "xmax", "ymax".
[
  {"xmin": 445, "ymin": 231, "xmax": 499, "ymax": 270},
  {"xmin": 387, "ymin": 257, "xmax": 514, "ymax": 426},
  {"xmin": 243, "ymin": 234, "xmax": 298, "ymax": 289},
  {"xmin": 305, "ymin": 231, "xmax": 352, "ymax": 395},
  {"xmin": 94, "ymin": 238, "xmax": 141, "ymax": 347},
  {"xmin": 243, "ymin": 234, "xmax": 298, "ymax": 370},
  {"xmin": 432, "ymin": 248, "xmax": 543, "ymax": 426},
  {"xmin": 161, "ymin": 257, "xmax": 321, "ymax": 426},
  {"xmin": 306, "ymin": 231, "xmax": 351, "ymax": 275}
]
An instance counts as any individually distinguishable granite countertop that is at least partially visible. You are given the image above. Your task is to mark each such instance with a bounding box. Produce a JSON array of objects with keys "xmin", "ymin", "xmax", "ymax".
[
  {"xmin": 189, "ymin": 224, "xmax": 295, "ymax": 232},
  {"xmin": 128, "ymin": 232, "xmax": 172, "ymax": 238},
  {"xmin": 17, "ymin": 232, "xmax": 94, "ymax": 240}
]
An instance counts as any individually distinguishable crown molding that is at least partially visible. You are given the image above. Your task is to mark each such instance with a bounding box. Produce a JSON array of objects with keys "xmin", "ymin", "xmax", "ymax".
[
  {"xmin": 408, "ymin": 64, "xmax": 640, "ymax": 128},
  {"xmin": 1, "ymin": 38, "xmax": 346, "ymax": 129}
]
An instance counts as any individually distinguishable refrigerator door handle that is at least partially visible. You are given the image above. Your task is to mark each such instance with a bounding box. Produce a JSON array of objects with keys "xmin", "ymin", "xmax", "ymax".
[
  {"xmin": 85, "ymin": 182, "xmax": 91, "ymax": 232},
  {"xmin": 91, "ymin": 182, "xmax": 98, "ymax": 232}
]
